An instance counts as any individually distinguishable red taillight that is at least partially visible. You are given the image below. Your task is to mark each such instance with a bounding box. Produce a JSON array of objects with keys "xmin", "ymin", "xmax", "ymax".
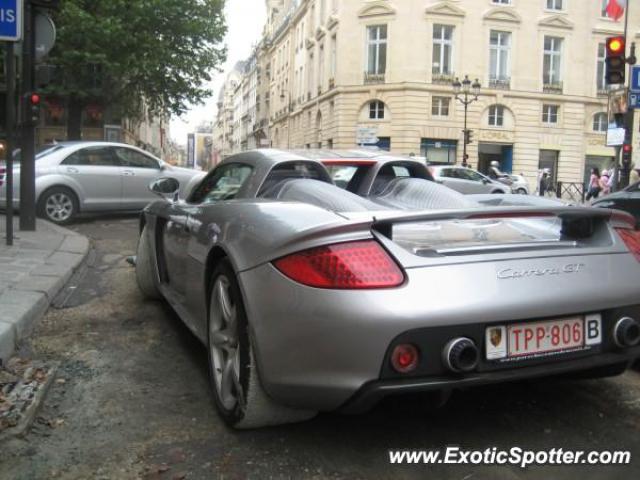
[
  {"xmin": 390, "ymin": 344, "xmax": 419, "ymax": 373},
  {"xmin": 273, "ymin": 240, "xmax": 404, "ymax": 289},
  {"xmin": 616, "ymin": 228, "xmax": 640, "ymax": 263}
]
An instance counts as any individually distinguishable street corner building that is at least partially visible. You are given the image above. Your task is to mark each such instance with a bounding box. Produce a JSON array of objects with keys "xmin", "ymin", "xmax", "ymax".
[{"xmin": 214, "ymin": 0, "xmax": 640, "ymax": 190}]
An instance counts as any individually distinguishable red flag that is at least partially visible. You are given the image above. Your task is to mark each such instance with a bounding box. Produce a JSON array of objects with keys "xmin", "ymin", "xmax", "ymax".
[{"xmin": 606, "ymin": 0, "xmax": 627, "ymax": 22}]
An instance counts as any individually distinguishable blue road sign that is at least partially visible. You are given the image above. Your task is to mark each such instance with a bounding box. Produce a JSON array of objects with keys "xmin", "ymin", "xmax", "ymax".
[
  {"xmin": 0, "ymin": 0, "xmax": 22, "ymax": 41},
  {"xmin": 628, "ymin": 91, "xmax": 640, "ymax": 110},
  {"xmin": 631, "ymin": 66, "xmax": 640, "ymax": 93}
]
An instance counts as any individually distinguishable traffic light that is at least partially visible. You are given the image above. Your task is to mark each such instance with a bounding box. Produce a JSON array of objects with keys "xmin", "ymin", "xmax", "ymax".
[
  {"xmin": 605, "ymin": 36, "xmax": 626, "ymax": 85},
  {"xmin": 463, "ymin": 129, "xmax": 474, "ymax": 145},
  {"xmin": 622, "ymin": 143, "xmax": 633, "ymax": 165},
  {"xmin": 23, "ymin": 92, "xmax": 42, "ymax": 126}
]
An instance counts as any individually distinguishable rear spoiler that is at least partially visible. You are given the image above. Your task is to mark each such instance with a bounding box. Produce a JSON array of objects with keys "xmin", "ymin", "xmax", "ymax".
[
  {"xmin": 277, "ymin": 206, "xmax": 635, "ymax": 252},
  {"xmin": 372, "ymin": 206, "xmax": 636, "ymax": 240}
]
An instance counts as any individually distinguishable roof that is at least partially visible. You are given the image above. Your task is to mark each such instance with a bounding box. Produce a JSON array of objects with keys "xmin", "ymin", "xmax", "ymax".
[{"xmin": 221, "ymin": 149, "xmax": 425, "ymax": 169}]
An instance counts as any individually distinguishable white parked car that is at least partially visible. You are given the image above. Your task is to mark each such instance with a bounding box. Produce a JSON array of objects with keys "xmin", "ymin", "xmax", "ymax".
[
  {"xmin": 509, "ymin": 174, "xmax": 531, "ymax": 195},
  {"xmin": 0, "ymin": 142, "xmax": 205, "ymax": 225},
  {"xmin": 429, "ymin": 166, "xmax": 511, "ymax": 194}
]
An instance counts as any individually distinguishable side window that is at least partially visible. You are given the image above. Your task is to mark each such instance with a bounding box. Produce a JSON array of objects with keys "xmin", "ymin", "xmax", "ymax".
[
  {"xmin": 190, "ymin": 164, "xmax": 253, "ymax": 204},
  {"xmin": 62, "ymin": 147, "xmax": 118, "ymax": 167},
  {"xmin": 391, "ymin": 166, "xmax": 410, "ymax": 177},
  {"xmin": 464, "ymin": 170, "xmax": 485, "ymax": 182},
  {"xmin": 445, "ymin": 168, "xmax": 461, "ymax": 179},
  {"xmin": 115, "ymin": 148, "xmax": 160, "ymax": 169}
]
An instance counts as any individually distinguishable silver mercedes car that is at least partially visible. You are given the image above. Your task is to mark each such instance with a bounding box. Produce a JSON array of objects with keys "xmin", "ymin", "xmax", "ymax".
[
  {"xmin": 430, "ymin": 165, "xmax": 511, "ymax": 194},
  {"xmin": 135, "ymin": 149, "xmax": 640, "ymax": 429},
  {"xmin": 0, "ymin": 141, "xmax": 204, "ymax": 225}
]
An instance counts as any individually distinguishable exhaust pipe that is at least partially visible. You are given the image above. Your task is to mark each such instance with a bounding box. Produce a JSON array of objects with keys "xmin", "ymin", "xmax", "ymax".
[
  {"xmin": 613, "ymin": 317, "xmax": 640, "ymax": 348},
  {"xmin": 443, "ymin": 337, "xmax": 479, "ymax": 373}
]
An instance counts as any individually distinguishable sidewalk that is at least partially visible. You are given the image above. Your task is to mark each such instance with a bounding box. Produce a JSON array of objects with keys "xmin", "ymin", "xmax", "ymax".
[{"xmin": 0, "ymin": 216, "xmax": 90, "ymax": 364}]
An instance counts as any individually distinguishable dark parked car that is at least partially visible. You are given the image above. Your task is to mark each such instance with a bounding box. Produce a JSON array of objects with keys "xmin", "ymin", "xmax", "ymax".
[{"xmin": 593, "ymin": 181, "xmax": 640, "ymax": 228}]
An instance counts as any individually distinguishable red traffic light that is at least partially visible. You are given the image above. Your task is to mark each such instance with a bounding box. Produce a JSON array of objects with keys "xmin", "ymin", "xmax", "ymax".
[
  {"xmin": 606, "ymin": 36, "xmax": 625, "ymax": 55},
  {"xmin": 623, "ymin": 144, "xmax": 632, "ymax": 154},
  {"xmin": 30, "ymin": 93, "xmax": 41, "ymax": 105}
]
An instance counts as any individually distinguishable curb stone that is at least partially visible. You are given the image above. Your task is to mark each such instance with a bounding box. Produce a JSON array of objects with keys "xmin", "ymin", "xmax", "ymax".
[{"xmin": 0, "ymin": 217, "xmax": 90, "ymax": 364}]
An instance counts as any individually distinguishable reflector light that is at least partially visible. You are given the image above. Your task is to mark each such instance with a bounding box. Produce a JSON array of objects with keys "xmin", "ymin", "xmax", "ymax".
[
  {"xmin": 616, "ymin": 228, "xmax": 640, "ymax": 263},
  {"xmin": 273, "ymin": 240, "xmax": 404, "ymax": 289},
  {"xmin": 390, "ymin": 344, "xmax": 419, "ymax": 373}
]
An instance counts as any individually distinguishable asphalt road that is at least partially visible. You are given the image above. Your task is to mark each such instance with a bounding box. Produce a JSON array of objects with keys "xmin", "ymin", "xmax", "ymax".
[{"xmin": 1, "ymin": 216, "xmax": 639, "ymax": 480}]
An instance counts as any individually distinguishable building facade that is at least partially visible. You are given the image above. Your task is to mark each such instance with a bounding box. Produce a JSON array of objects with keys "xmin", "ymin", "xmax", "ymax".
[
  {"xmin": 260, "ymin": 0, "xmax": 640, "ymax": 186},
  {"xmin": 213, "ymin": 63, "xmax": 246, "ymax": 159}
]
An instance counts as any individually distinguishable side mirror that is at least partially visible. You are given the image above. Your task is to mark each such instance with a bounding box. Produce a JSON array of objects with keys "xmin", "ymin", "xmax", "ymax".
[
  {"xmin": 482, "ymin": 178, "xmax": 490, "ymax": 184},
  {"xmin": 150, "ymin": 177, "xmax": 180, "ymax": 201}
]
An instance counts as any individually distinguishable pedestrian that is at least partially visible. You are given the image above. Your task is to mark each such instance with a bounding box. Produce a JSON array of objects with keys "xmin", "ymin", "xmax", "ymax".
[
  {"xmin": 585, "ymin": 167, "xmax": 601, "ymax": 201},
  {"xmin": 539, "ymin": 170, "xmax": 549, "ymax": 197},
  {"xmin": 600, "ymin": 169, "xmax": 611, "ymax": 196}
]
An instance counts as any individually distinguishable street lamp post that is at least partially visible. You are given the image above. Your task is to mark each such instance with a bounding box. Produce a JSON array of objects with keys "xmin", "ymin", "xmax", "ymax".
[
  {"xmin": 280, "ymin": 91, "xmax": 292, "ymax": 149},
  {"xmin": 453, "ymin": 75, "xmax": 481, "ymax": 168}
]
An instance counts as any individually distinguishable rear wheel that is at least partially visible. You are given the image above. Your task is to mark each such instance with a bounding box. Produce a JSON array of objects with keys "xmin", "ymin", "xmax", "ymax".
[
  {"xmin": 37, "ymin": 186, "xmax": 78, "ymax": 225},
  {"xmin": 208, "ymin": 260, "xmax": 316, "ymax": 429},
  {"xmin": 516, "ymin": 188, "xmax": 528, "ymax": 195}
]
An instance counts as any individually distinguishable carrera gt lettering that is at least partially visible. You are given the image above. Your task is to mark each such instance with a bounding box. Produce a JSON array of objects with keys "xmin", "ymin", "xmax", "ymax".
[{"xmin": 497, "ymin": 263, "xmax": 585, "ymax": 280}]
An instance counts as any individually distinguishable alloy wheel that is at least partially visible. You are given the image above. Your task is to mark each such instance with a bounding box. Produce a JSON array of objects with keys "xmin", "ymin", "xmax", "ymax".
[
  {"xmin": 45, "ymin": 193, "xmax": 74, "ymax": 222},
  {"xmin": 209, "ymin": 276, "xmax": 243, "ymax": 411}
]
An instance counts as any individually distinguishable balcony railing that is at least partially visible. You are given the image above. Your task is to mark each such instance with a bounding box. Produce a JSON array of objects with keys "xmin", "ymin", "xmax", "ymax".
[
  {"xmin": 543, "ymin": 80, "xmax": 563, "ymax": 94},
  {"xmin": 364, "ymin": 72, "xmax": 385, "ymax": 84},
  {"xmin": 489, "ymin": 76, "xmax": 511, "ymax": 90},
  {"xmin": 597, "ymin": 86, "xmax": 609, "ymax": 96},
  {"xmin": 432, "ymin": 72, "xmax": 455, "ymax": 85}
]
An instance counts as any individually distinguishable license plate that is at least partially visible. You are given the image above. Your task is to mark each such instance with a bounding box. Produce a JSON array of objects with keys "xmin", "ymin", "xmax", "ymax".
[{"xmin": 485, "ymin": 314, "xmax": 602, "ymax": 361}]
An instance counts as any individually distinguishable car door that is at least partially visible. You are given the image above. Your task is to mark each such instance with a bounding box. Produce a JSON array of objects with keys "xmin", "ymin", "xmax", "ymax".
[
  {"xmin": 163, "ymin": 163, "xmax": 253, "ymax": 309},
  {"xmin": 59, "ymin": 146, "xmax": 123, "ymax": 210},
  {"xmin": 436, "ymin": 168, "xmax": 460, "ymax": 191},
  {"xmin": 439, "ymin": 168, "xmax": 475, "ymax": 194},
  {"xmin": 114, "ymin": 147, "xmax": 164, "ymax": 209},
  {"xmin": 184, "ymin": 163, "xmax": 254, "ymax": 337},
  {"xmin": 463, "ymin": 169, "xmax": 497, "ymax": 193}
]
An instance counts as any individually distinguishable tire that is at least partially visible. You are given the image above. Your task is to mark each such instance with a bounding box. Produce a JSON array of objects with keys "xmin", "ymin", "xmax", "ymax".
[
  {"xmin": 207, "ymin": 260, "xmax": 316, "ymax": 429},
  {"xmin": 135, "ymin": 226, "xmax": 161, "ymax": 300},
  {"xmin": 516, "ymin": 188, "xmax": 528, "ymax": 195},
  {"xmin": 37, "ymin": 186, "xmax": 79, "ymax": 225},
  {"xmin": 490, "ymin": 190, "xmax": 504, "ymax": 194}
]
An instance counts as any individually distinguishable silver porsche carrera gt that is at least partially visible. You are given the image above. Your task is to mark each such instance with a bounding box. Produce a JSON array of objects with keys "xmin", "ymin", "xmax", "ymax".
[{"xmin": 135, "ymin": 149, "xmax": 640, "ymax": 429}]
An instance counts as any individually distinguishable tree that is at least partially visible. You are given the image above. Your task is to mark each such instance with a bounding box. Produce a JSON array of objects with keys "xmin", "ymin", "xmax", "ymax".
[{"xmin": 46, "ymin": 0, "xmax": 227, "ymax": 139}]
